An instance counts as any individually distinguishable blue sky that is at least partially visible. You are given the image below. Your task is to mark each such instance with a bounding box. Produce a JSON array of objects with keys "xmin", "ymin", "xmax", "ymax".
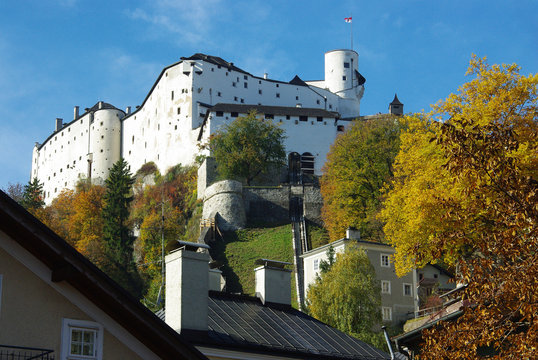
[{"xmin": 0, "ymin": 0, "xmax": 536, "ymax": 190}]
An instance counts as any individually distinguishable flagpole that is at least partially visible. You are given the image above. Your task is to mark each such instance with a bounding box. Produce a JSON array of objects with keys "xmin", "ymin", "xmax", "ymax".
[{"xmin": 350, "ymin": 13, "xmax": 353, "ymax": 50}]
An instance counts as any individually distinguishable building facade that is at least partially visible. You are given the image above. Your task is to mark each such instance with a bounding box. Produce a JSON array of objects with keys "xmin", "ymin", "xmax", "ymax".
[
  {"xmin": 31, "ymin": 50, "xmax": 366, "ymax": 203},
  {"xmin": 301, "ymin": 232, "xmax": 417, "ymax": 327}
]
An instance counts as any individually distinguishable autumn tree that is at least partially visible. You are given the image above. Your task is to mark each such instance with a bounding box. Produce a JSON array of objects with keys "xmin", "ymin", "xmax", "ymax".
[
  {"xmin": 102, "ymin": 158, "xmax": 143, "ymax": 297},
  {"xmin": 205, "ymin": 111, "xmax": 286, "ymax": 185},
  {"xmin": 3, "ymin": 182, "xmax": 24, "ymax": 204},
  {"xmin": 381, "ymin": 56, "xmax": 537, "ymax": 358},
  {"xmin": 321, "ymin": 117, "xmax": 403, "ymax": 241},
  {"xmin": 306, "ymin": 248, "xmax": 385, "ymax": 349},
  {"xmin": 130, "ymin": 164, "xmax": 199, "ymax": 308}
]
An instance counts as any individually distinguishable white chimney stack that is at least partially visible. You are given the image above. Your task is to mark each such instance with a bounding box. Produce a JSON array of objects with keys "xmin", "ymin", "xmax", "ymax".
[
  {"xmin": 346, "ymin": 227, "xmax": 360, "ymax": 240},
  {"xmin": 263, "ymin": 73, "xmax": 268, "ymax": 79},
  {"xmin": 125, "ymin": 106, "xmax": 131, "ymax": 115},
  {"xmin": 254, "ymin": 259, "xmax": 292, "ymax": 305},
  {"xmin": 98, "ymin": 101, "xmax": 104, "ymax": 109},
  {"xmin": 165, "ymin": 242, "xmax": 210, "ymax": 332},
  {"xmin": 74, "ymin": 106, "xmax": 79, "ymax": 119}
]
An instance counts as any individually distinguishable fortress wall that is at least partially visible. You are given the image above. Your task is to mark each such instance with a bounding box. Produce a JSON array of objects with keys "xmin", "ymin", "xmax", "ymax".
[
  {"xmin": 203, "ymin": 180, "xmax": 246, "ymax": 231},
  {"xmin": 243, "ymin": 186, "xmax": 291, "ymax": 224}
]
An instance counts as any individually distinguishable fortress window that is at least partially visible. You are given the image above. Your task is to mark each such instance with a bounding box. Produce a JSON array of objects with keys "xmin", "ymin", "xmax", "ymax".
[
  {"xmin": 258, "ymin": 80, "xmax": 261, "ymax": 84},
  {"xmin": 299, "ymin": 116, "xmax": 307, "ymax": 122},
  {"xmin": 79, "ymin": 156, "xmax": 82, "ymax": 160},
  {"xmin": 174, "ymin": 125, "xmax": 177, "ymax": 130},
  {"xmin": 61, "ymin": 133, "xmax": 63, "ymax": 136},
  {"xmin": 301, "ymin": 152, "xmax": 315, "ymax": 175},
  {"xmin": 265, "ymin": 114, "xmax": 274, "ymax": 119},
  {"xmin": 276, "ymin": 84, "xmax": 279, "ymax": 87},
  {"xmin": 237, "ymin": 77, "xmax": 239, "ymax": 82},
  {"xmin": 276, "ymin": 93, "xmax": 280, "ymax": 98},
  {"xmin": 258, "ymin": 90, "xmax": 262, "ymax": 95},
  {"xmin": 344, "ymin": 62, "xmax": 350, "ymax": 68},
  {"xmin": 211, "ymin": 68, "xmax": 214, "ymax": 72},
  {"xmin": 218, "ymin": 65, "xmax": 221, "ymax": 69},
  {"xmin": 217, "ymin": 92, "xmax": 222, "ymax": 97},
  {"xmin": 101, "ymin": 135, "xmax": 104, "ymax": 139},
  {"xmin": 295, "ymin": 96, "xmax": 299, "ymax": 100},
  {"xmin": 60, "ymin": 168, "xmax": 62, "ymax": 173},
  {"xmin": 244, "ymin": 75, "xmax": 248, "ymax": 80},
  {"xmin": 240, "ymin": 98, "xmax": 244, "ymax": 103},
  {"xmin": 342, "ymin": 76, "xmax": 347, "ymax": 81},
  {"xmin": 100, "ymin": 149, "xmax": 103, "ymax": 153},
  {"xmin": 216, "ymin": 111, "xmax": 223, "ymax": 117},
  {"xmin": 316, "ymin": 100, "xmax": 320, "ymax": 105},
  {"xmin": 171, "ymin": 91, "xmax": 174, "ymax": 100},
  {"xmin": 65, "ymin": 182, "xmax": 67, "ymax": 186},
  {"xmin": 232, "ymin": 82, "xmax": 236, "ymax": 87},
  {"xmin": 158, "ymin": 124, "xmax": 160, "ymax": 130},
  {"xmin": 234, "ymin": 96, "xmax": 238, "ymax": 101},
  {"xmin": 337, "ymin": 125, "xmax": 345, "ymax": 132},
  {"xmin": 226, "ymin": 72, "xmax": 228, "ymax": 76},
  {"xmin": 286, "ymin": 115, "xmax": 290, "ymax": 120},
  {"xmin": 317, "ymin": 117, "xmax": 323, "ymax": 122},
  {"xmin": 132, "ymin": 136, "xmax": 134, "ymax": 144},
  {"xmin": 329, "ymin": 104, "xmax": 333, "ymax": 109},
  {"xmin": 129, "ymin": 150, "xmax": 131, "ymax": 155},
  {"xmin": 177, "ymin": 107, "xmax": 181, "ymax": 114},
  {"xmin": 231, "ymin": 112, "xmax": 238, "ymax": 118},
  {"xmin": 244, "ymin": 82, "xmax": 248, "ymax": 88},
  {"xmin": 100, "ymin": 122, "xmax": 103, "ymax": 126}
]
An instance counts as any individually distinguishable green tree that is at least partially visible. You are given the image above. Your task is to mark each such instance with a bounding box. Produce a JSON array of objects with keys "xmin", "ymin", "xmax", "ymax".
[
  {"xmin": 102, "ymin": 158, "xmax": 142, "ymax": 297},
  {"xmin": 206, "ymin": 111, "xmax": 286, "ymax": 185},
  {"xmin": 381, "ymin": 57, "xmax": 537, "ymax": 358},
  {"xmin": 22, "ymin": 177, "xmax": 45, "ymax": 211},
  {"xmin": 306, "ymin": 248, "xmax": 385, "ymax": 349},
  {"xmin": 321, "ymin": 117, "xmax": 403, "ymax": 241}
]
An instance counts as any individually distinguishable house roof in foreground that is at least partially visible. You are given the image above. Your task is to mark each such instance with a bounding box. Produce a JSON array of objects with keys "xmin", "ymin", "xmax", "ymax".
[
  {"xmin": 158, "ymin": 291, "xmax": 389, "ymax": 360},
  {"xmin": 0, "ymin": 190, "xmax": 207, "ymax": 360}
]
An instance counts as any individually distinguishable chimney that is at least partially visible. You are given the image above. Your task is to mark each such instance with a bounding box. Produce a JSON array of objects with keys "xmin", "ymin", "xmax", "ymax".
[
  {"xmin": 98, "ymin": 101, "xmax": 104, "ymax": 110},
  {"xmin": 165, "ymin": 242, "xmax": 210, "ymax": 332},
  {"xmin": 263, "ymin": 73, "xmax": 268, "ymax": 79},
  {"xmin": 254, "ymin": 259, "xmax": 292, "ymax": 305},
  {"xmin": 55, "ymin": 118, "xmax": 63, "ymax": 131},
  {"xmin": 125, "ymin": 106, "xmax": 131, "ymax": 115},
  {"xmin": 74, "ymin": 106, "xmax": 79, "ymax": 119},
  {"xmin": 346, "ymin": 227, "xmax": 360, "ymax": 240}
]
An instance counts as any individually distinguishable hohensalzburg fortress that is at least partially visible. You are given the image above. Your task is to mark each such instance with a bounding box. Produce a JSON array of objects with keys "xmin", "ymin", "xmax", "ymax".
[{"xmin": 31, "ymin": 49, "xmax": 390, "ymax": 203}]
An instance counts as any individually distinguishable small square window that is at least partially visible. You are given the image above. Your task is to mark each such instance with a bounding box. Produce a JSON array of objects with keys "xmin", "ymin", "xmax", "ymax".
[
  {"xmin": 344, "ymin": 62, "xmax": 350, "ymax": 68},
  {"xmin": 244, "ymin": 82, "xmax": 248, "ymax": 88},
  {"xmin": 403, "ymin": 283, "xmax": 412, "ymax": 296},
  {"xmin": 299, "ymin": 116, "xmax": 308, "ymax": 122},
  {"xmin": 265, "ymin": 114, "xmax": 274, "ymax": 119},
  {"xmin": 240, "ymin": 98, "xmax": 244, "ymax": 103},
  {"xmin": 381, "ymin": 280, "xmax": 391, "ymax": 294},
  {"xmin": 317, "ymin": 116, "xmax": 323, "ymax": 122},
  {"xmin": 232, "ymin": 82, "xmax": 236, "ymax": 87},
  {"xmin": 342, "ymin": 76, "xmax": 347, "ymax": 81},
  {"xmin": 276, "ymin": 84, "xmax": 279, "ymax": 88},
  {"xmin": 382, "ymin": 307, "xmax": 392, "ymax": 321},
  {"xmin": 244, "ymin": 75, "xmax": 248, "ymax": 80},
  {"xmin": 286, "ymin": 115, "xmax": 290, "ymax": 120},
  {"xmin": 231, "ymin": 112, "xmax": 238, "ymax": 118},
  {"xmin": 258, "ymin": 89, "xmax": 262, "ymax": 95},
  {"xmin": 216, "ymin": 111, "xmax": 223, "ymax": 117},
  {"xmin": 316, "ymin": 99, "xmax": 320, "ymax": 105},
  {"xmin": 276, "ymin": 93, "xmax": 280, "ymax": 98},
  {"xmin": 381, "ymin": 254, "xmax": 390, "ymax": 267},
  {"xmin": 217, "ymin": 92, "xmax": 222, "ymax": 97},
  {"xmin": 313, "ymin": 259, "xmax": 319, "ymax": 271},
  {"xmin": 61, "ymin": 319, "xmax": 103, "ymax": 360},
  {"xmin": 234, "ymin": 96, "xmax": 238, "ymax": 101},
  {"xmin": 295, "ymin": 96, "xmax": 299, "ymax": 100}
]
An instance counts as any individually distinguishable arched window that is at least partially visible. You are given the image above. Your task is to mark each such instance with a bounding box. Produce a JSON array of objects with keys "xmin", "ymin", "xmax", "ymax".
[{"xmin": 301, "ymin": 152, "xmax": 315, "ymax": 175}]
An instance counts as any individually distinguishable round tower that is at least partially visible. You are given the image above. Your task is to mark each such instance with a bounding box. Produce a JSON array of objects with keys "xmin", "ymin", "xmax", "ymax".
[
  {"xmin": 324, "ymin": 49, "xmax": 365, "ymax": 118},
  {"xmin": 324, "ymin": 49, "xmax": 359, "ymax": 97}
]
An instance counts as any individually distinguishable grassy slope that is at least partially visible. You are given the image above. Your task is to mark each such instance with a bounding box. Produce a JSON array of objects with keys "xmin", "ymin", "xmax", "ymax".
[{"xmin": 210, "ymin": 224, "xmax": 299, "ymax": 308}]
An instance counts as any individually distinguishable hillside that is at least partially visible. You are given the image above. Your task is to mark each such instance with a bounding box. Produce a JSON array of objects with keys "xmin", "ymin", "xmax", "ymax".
[{"xmin": 209, "ymin": 223, "xmax": 299, "ymax": 308}]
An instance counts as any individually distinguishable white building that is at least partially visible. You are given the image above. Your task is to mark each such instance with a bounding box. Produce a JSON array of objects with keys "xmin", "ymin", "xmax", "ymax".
[{"xmin": 31, "ymin": 49, "xmax": 366, "ymax": 203}]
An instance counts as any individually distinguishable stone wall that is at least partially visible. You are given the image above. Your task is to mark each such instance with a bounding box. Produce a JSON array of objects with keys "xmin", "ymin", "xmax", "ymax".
[{"xmin": 202, "ymin": 180, "xmax": 246, "ymax": 231}]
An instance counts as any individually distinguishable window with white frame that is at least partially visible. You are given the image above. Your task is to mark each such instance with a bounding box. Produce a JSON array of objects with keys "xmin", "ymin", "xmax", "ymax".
[
  {"xmin": 381, "ymin": 280, "xmax": 391, "ymax": 294},
  {"xmin": 61, "ymin": 318, "xmax": 103, "ymax": 360},
  {"xmin": 403, "ymin": 283, "xmax": 412, "ymax": 296},
  {"xmin": 382, "ymin": 307, "xmax": 392, "ymax": 321},
  {"xmin": 380, "ymin": 254, "xmax": 390, "ymax": 268},
  {"xmin": 313, "ymin": 259, "xmax": 319, "ymax": 271}
]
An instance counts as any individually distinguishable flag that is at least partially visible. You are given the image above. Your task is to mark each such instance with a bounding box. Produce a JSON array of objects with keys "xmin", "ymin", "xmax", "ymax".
[{"xmin": 344, "ymin": 17, "xmax": 352, "ymax": 23}]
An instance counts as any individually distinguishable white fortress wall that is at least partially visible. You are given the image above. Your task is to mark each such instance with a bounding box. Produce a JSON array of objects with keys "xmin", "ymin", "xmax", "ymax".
[{"xmin": 32, "ymin": 104, "xmax": 123, "ymax": 204}]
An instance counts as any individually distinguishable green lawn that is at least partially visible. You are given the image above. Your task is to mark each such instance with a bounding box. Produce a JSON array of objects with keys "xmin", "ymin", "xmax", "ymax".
[{"xmin": 210, "ymin": 223, "xmax": 299, "ymax": 308}]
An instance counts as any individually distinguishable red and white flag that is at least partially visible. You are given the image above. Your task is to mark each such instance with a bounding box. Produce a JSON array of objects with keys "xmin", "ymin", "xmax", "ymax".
[{"xmin": 344, "ymin": 17, "xmax": 352, "ymax": 23}]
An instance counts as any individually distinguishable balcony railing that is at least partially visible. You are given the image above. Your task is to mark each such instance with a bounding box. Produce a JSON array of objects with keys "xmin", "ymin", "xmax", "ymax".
[{"xmin": 0, "ymin": 345, "xmax": 54, "ymax": 360}]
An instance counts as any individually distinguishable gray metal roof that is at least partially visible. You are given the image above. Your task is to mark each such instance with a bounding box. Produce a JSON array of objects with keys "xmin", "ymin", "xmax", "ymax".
[
  {"xmin": 209, "ymin": 103, "xmax": 340, "ymax": 118},
  {"xmin": 158, "ymin": 291, "xmax": 390, "ymax": 359}
]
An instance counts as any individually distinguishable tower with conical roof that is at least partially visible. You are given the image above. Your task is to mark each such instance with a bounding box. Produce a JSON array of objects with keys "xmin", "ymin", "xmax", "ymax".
[{"xmin": 389, "ymin": 93, "xmax": 403, "ymax": 115}]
